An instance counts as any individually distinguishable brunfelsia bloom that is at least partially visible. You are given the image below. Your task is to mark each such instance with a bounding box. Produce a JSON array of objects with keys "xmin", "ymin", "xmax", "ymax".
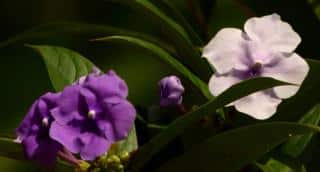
[
  {"xmin": 16, "ymin": 92, "xmax": 62, "ymax": 166},
  {"xmin": 159, "ymin": 75, "xmax": 185, "ymax": 107},
  {"xmin": 202, "ymin": 14, "xmax": 309, "ymax": 119},
  {"xmin": 49, "ymin": 70, "xmax": 136, "ymax": 160}
]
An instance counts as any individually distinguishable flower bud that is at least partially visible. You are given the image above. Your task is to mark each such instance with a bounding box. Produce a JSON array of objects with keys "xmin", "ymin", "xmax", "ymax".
[{"xmin": 159, "ymin": 75, "xmax": 184, "ymax": 107}]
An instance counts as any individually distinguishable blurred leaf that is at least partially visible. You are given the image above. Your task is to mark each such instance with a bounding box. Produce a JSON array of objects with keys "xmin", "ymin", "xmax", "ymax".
[
  {"xmin": 129, "ymin": 77, "xmax": 290, "ymax": 172},
  {"xmin": 207, "ymin": 0, "xmax": 248, "ymax": 38},
  {"xmin": 27, "ymin": 45, "xmax": 94, "ymax": 91},
  {"xmin": 106, "ymin": 0, "xmax": 212, "ymax": 80},
  {"xmin": 95, "ymin": 35, "xmax": 212, "ymax": 99},
  {"xmin": 0, "ymin": 156, "xmax": 38, "ymax": 172},
  {"xmin": 0, "ymin": 137, "xmax": 24, "ymax": 160},
  {"xmin": 0, "ymin": 22, "xmax": 175, "ymax": 54},
  {"xmin": 282, "ymin": 104, "xmax": 320, "ymax": 157},
  {"xmin": 160, "ymin": 0, "xmax": 203, "ymax": 45},
  {"xmin": 157, "ymin": 122, "xmax": 320, "ymax": 172},
  {"xmin": 256, "ymin": 158, "xmax": 307, "ymax": 172},
  {"xmin": 109, "ymin": 126, "xmax": 138, "ymax": 155}
]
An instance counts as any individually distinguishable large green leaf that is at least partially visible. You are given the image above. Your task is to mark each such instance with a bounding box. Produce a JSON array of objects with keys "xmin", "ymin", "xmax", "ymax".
[
  {"xmin": 157, "ymin": 122, "xmax": 320, "ymax": 172},
  {"xmin": 106, "ymin": 0, "xmax": 212, "ymax": 80},
  {"xmin": 95, "ymin": 35, "xmax": 212, "ymax": 99},
  {"xmin": 282, "ymin": 104, "xmax": 320, "ymax": 157},
  {"xmin": 27, "ymin": 45, "xmax": 95, "ymax": 91},
  {"xmin": 0, "ymin": 22, "xmax": 173, "ymax": 53},
  {"xmin": 129, "ymin": 77, "xmax": 289, "ymax": 172}
]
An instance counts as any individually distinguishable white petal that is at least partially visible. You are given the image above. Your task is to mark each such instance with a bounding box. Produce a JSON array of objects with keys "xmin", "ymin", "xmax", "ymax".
[
  {"xmin": 208, "ymin": 73, "xmax": 241, "ymax": 96},
  {"xmin": 244, "ymin": 13, "xmax": 301, "ymax": 52},
  {"xmin": 202, "ymin": 28, "xmax": 248, "ymax": 74},
  {"xmin": 262, "ymin": 53, "xmax": 309, "ymax": 98},
  {"xmin": 234, "ymin": 91, "xmax": 282, "ymax": 120}
]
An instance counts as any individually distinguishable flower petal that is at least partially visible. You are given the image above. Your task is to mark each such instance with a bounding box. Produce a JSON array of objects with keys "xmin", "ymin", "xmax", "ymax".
[
  {"xmin": 22, "ymin": 134, "xmax": 38, "ymax": 158},
  {"xmin": 102, "ymin": 99, "xmax": 136, "ymax": 140},
  {"xmin": 33, "ymin": 139, "xmax": 61, "ymax": 166},
  {"xmin": 262, "ymin": 53, "xmax": 309, "ymax": 98},
  {"xmin": 208, "ymin": 72, "xmax": 242, "ymax": 96},
  {"xmin": 79, "ymin": 133, "xmax": 111, "ymax": 161},
  {"xmin": 202, "ymin": 28, "xmax": 249, "ymax": 74},
  {"xmin": 234, "ymin": 91, "xmax": 282, "ymax": 120},
  {"xmin": 49, "ymin": 121, "xmax": 81, "ymax": 153},
  {"xmin": 244, "ymin": 13, "xmax": 301, "ymax": 52}
]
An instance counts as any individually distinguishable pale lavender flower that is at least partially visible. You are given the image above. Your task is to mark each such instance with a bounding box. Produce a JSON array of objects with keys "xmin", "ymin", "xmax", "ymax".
[
  {"xmin": 49, "ymin": 70, "xmax": 136, "ymax": 160},
  {"xmin": 202, "ymin": 14, "xmax": 309, "ymax": 119},
  {"xmin": 159, "ymin": 75, "xmax": 185, "ymax": 107}
]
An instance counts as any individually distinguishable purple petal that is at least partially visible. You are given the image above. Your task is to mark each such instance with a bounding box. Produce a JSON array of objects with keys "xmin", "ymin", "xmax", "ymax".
[
  {"xmin": 84, "ymin": 71, "xmax": 128, "ymax": 99},
  {"xmin": 32, "ymin": 139, "xmax": 61, "ymax": 166},
  {"xmin": 22, "ymin": 135, "xmax": 38, "ymax": 159},
  {"xmin": 262, "ymin": 53, "xmax": 309, "ymax": 98},
  {"xmin": 102, "ymin": 99, "xmax": 136, "ymax": 140},
  {"xmin": 234, "ymin": 90, "xmax": 282, "ymax": 119},
  {"xmin": 79, "ymin": 133, "xmax": 111, "ymax": 161},
  {"xmin": 244, "ymin": 13, "xmax": 301, "ymax": 53},
  {"xmin": 52, "ymin": 85, "xmax": 84, "ymax": 123},
  {"xmin": 49, "ymin": 121, "xmax": 81, "ymax": 153},
  {"xmin": 202, "ymin": 28, "xmax": 249, "ymax": 74},
  {"xmin": 16, "ymin": 102, "xmax": 37, "ymax": 140}
]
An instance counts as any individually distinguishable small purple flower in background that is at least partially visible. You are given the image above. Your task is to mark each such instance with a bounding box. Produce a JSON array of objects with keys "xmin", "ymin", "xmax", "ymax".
[
  {"xmin": 202, "ymin": 14, "xmax": 309, "ymax": 119},
  {"xmin": 16, "ymin": 92, "xmax": 62, "ymax": 166},
  {"xmin": 159, "ymin": 75, "xmax": 185, "ymax": 107},
  {"xmin": 49, "ymin": 70, "xmax": 136, "ymax": 160}
]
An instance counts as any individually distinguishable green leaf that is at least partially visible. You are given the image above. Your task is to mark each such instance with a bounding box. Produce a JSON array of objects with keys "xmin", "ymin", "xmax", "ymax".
[
  {"xmin": 159, "ymin": 0, "xmax": 203, "ymax": 45},
  {"xmin": 106, "ymin": 0, "xmax": 212, "ymax": 80},
  {"xmin": 0, "ymin": 137, "xmax": 24, "ymax": 161},
  {"xmin": 108, "ymin": 126, "xmax": 138, "ymax": 155},
  {"xmin": 282, "ymin": 104, "xmax": 320, "ymax": 157},
  {"xmin": 0, "ymin": 22, "xmax": 173, "ymax": 52},
  {"xmin": 129, "ymin": 77, "xmax": 289, "ymax": 172},
  {"xmin": 157, "ymin": 122, "xmax": 320, "ymax": 172},
  {"xmin": 94, "ymin": 35, "xmax": 212, "ymax": 99},
  {"xmin": 256, "ymin": 158, "xmax": 307, "ymax": 172},
  {"xmin": 27, "ymin": 45, "xmax": 95, "ymax": 91}
]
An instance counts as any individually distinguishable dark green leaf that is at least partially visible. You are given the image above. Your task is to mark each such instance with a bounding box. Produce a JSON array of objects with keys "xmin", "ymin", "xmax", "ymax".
[
  {"xmin": 282, "ymin": 104, "xmax": 320, "ymax": 157},
  {"xmin": 157, "ymin": 122, "xmax": 320, "ymax": 172},
  {"xmin": 95, "ymin": 35, "xmax": 212, "ymax": 99},
  {"xmin": 27, "ymin": 45, "xmax": 94, "ymax": 91},
  {"xmin": 159, "ymin": 0, "xmax": 203, "ymax": 45},
  {"xmin": 0, "ymin": 137, "xmax": 24, "ymax": 160},
  {"xmin": 106, "ymin": 0, "xmax": 212, "ymax": 80},
  {"xmin": 256, "ymin": 158, "xmax": 307, "ymax": 172},
  {"xmin": 129, "ymin": 77, "xmax": 289, "ymax": 172},
  {"xmin": 0, "ymin": 22, "xmax": 173, "ymax": 52}
]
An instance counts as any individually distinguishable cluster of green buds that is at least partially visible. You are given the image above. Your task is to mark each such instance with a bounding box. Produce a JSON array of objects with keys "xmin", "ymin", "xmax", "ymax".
[{"xmin": 75, "ymin": 151, "xmax": 131, "ymax": 172}]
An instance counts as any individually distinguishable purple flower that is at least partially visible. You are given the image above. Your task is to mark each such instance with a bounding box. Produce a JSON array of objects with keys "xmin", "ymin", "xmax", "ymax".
[
  {"xmin": 159, "ymin": 75, "xmax": 185, "ymax": 107},
  {"xmin": 16, "ymin": 93, "xmax": 62, "ymax": 166},
  {"xmin": 202, "ymin": 14, "xmax": 309, "ymax": 119},
  {"xmin": 49, "ymin": 70, "xmax": 136, "ymax": 160}
]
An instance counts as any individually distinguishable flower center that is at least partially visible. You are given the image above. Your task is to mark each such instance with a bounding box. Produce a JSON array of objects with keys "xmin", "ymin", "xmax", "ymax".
[
  {"xmin": 42, "ymin": 117, "xmax": 49, "ymax": 127},
  {"xmin": 88, "ymin": 110, "xmax": 96, "ymax": 119},
  {"xmin": 250, "ymin": 62, "xmax": 262, "ymax": 76}
]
